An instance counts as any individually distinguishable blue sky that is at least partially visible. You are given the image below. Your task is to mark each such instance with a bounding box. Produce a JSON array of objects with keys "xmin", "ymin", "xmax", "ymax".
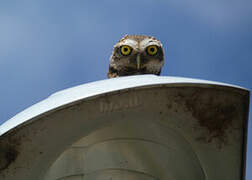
[{"xmin": 0, "ymin": 0, "xmax": 251, "ymax": 178}]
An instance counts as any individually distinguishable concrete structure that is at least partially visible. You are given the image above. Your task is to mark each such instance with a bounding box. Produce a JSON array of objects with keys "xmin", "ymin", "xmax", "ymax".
[{"xmin": 0, "ymin": 75, "xmax": 250, "ymax": 180}]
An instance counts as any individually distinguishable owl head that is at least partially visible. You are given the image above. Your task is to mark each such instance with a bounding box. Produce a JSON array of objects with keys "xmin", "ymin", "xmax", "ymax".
[{"xmin": 108, "ymin": 35, "xmax": 164, "ymax": 78}]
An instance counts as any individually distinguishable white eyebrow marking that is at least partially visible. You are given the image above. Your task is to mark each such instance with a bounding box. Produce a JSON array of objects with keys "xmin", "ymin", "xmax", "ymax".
[
  {"xmin": 118, "ymin": 39, "xmax": 138, "ymax": 49},
  {"xmin": 139, "ymin": 39, "xmax": 160, "ymax": 50}
]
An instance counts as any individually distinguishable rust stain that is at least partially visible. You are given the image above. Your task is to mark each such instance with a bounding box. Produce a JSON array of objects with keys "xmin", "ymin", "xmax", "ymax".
[
  {"xmin": 0, "ymin": 147, "xmax": 18, "ymax": 171},
  {"xmin": 165, "ymin": 87, "xmax": 243, "ymax": 148},
  {"xmin": 0, "ymin": 115, "xmax": 50, "ymax": 175},
  {"xmin": 0, "ymin": 139, "xmax": 19, "ymax": 172},
  {"xmin": 0, "ymin": 125, "xmax": 30, "ymax": 172},
  {"xmin": 183, "ymin": 88, "xmax": 238, "ymax": 146}
]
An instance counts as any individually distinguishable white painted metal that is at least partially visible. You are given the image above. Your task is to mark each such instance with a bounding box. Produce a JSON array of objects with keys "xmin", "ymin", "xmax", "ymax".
[
  {"xmin": 0, "ymin": 75, "xmax": 247, "ymax": 136},
  {"xmin": 0, "ymin": 75, "xmax": 249, "ymax": 180}
]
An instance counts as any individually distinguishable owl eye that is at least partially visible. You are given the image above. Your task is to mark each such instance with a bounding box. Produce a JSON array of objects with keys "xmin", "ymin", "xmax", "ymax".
[
  {"xmin": 146, "ymin": 45, "xmax": 158, "ymax": 56},
  {"xmin": 120, "ymin": 45, "xmax": 132, "ymax": 56}
]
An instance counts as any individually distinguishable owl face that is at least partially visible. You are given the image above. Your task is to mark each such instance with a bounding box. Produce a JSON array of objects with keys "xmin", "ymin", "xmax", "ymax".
[{"xmin": 108, "ymin": 35, "xmax": 164, "ymax": 78}]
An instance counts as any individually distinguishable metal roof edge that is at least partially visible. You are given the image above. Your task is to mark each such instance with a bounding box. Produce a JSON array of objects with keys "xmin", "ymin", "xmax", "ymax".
[{"xmin": 0, "ymin": 75, "xmax": 249, "ymax": 136}]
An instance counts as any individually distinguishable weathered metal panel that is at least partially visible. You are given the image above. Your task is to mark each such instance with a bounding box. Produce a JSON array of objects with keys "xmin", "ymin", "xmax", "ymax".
[{"xmin": 0, "ymin": 75, "xmax": 249, "ymax": 180}]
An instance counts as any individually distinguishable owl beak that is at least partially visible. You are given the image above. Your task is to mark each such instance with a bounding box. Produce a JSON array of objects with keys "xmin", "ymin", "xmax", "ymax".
[{"xmin": 136, "ymin": 54, "xmax": 141, "ymax": 70}]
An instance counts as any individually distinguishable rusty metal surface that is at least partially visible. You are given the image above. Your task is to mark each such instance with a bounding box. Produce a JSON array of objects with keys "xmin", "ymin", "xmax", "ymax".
[
  {"xmin": 0, "ymin": 75, "xmax": 247, "ymax": 136},
  {"xmin": 0, "ymin": 75, "xmax": 249, "ymax": 180}
]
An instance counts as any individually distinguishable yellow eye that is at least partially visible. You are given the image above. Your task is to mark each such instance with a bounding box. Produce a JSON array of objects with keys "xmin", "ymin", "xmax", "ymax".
[
  {"xmin": 120, "ymin": 45, "xmax": 132, "ymax": 56},
  {"xmin": 147, "ymin": 45, "xmax": 158, "ymax": 56}
]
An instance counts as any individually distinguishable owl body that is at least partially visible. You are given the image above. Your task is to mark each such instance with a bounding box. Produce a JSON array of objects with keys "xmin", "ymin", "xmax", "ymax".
[{"xmin": 108, "ymin": 35, "xmax": 164, "ymax": 78}]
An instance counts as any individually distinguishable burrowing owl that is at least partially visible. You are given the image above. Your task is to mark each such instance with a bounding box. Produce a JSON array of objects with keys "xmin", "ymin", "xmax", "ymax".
[{"xmin": 107, "ymin": 35, "xmax": 164, "ymax": 78}]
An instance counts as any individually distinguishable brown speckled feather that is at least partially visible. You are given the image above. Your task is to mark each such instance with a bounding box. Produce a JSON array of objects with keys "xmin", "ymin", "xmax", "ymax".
[
  {"xmin": 118, "ymin": 34, "xmax": 158, "ymax": 43},
  {"xmin": 108, "ymin": 35, "xmax": 164, "ymax": 78}
]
